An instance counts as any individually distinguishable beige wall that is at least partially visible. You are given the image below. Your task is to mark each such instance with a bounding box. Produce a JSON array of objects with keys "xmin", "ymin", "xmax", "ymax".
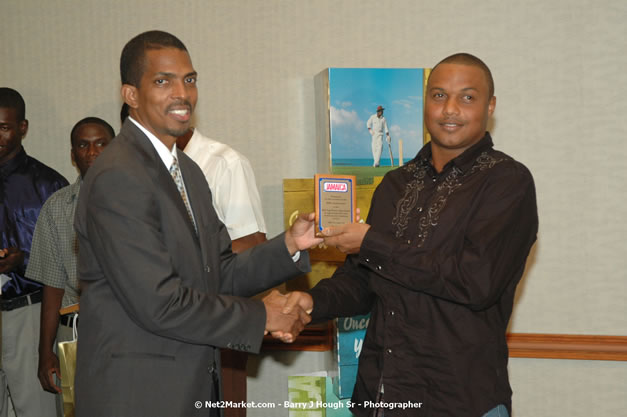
[{"xmin": 3, "ymin": 0, "xmax": 626, "ymax": 415}]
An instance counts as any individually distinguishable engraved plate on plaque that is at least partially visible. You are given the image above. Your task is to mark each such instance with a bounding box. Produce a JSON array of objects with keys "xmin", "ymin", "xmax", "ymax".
[{"xmin": 314, "ymin": 174, "xmax": 356, "ymax": 236}]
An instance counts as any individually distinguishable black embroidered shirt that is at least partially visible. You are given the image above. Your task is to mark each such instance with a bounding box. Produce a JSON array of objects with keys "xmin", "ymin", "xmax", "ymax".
[{"xmin": 309, "ymin": 133, "xmax": 538, "ymax": 417}]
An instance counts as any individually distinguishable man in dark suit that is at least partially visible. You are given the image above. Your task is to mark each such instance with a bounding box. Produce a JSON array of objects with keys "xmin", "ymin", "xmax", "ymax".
[{"xmin": 74, "ymin": 31, "xmax": 320, "ymax": 417}]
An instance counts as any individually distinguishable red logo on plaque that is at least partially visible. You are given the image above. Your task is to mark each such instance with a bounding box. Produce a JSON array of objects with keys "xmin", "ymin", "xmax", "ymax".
[{"xmin": 324, "ymin": 182, "xmax": 348, "ymax": 192}]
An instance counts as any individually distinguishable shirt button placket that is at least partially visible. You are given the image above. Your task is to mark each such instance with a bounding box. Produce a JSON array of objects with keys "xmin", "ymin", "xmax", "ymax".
[{"xmin": 385, "ymin": 311, "xmax": 395, "ymax": 357}]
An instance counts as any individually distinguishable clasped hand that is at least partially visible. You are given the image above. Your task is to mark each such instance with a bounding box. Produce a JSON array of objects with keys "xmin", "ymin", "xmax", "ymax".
[
  {"xmin": 264, "ymin": 211, "xmax": 368, "ymax": 343},
  {"xmin": 262, "ymin": 290, "xmax": 313, "ymax": 343}
]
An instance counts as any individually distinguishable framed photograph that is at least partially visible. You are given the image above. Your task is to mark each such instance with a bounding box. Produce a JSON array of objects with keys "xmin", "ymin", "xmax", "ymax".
[{"xmin": 315, "ymin": 68, "xmax": 429, "ymax": 184}]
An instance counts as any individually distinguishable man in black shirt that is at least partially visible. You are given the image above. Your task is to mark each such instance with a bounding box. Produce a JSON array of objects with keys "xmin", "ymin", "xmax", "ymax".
[
  {"xmin": 282, "ymin": 53, "xmax": 538, "ymax": 417},
  {"xmin": 0, "ymin": 87, "xmax": 68, "ymax": 417}
]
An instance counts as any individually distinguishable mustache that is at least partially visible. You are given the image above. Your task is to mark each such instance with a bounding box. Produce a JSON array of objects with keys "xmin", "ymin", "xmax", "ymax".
[
  {"xmin": 440, "ymin": 118, "xmax": 463, "ymax": 124},
  {"xmin": 166, "ymin": 100, "xmax": 193, "ymax": 113}
]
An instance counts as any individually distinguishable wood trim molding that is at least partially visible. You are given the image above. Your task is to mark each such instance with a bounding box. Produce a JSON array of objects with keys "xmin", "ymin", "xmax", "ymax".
[
  {"xmin": 507, "ymin": 333, "xmax": 627, "ymax": 361},
  {"xmin": 263, "ymin": 329, "xmax": 627, "ymax": 361}
]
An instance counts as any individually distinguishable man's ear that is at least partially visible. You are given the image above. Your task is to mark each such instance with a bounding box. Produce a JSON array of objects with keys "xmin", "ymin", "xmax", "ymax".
[
  {"xmin": 488, "ymin": 95, "xmax": 496, "ymax": 117},
  {"xmin": 18, "ymin": 119, "xmax": 28, "ymax": 140},
  {"xmin": 121, "ymin": 84, "xmax": 139, "ymax": 110}
]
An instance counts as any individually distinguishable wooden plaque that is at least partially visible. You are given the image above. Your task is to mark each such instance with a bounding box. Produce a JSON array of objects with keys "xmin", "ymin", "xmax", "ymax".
[{"xmin": 314, "ymin": 174, "xmax": 356, "ymax": 236}]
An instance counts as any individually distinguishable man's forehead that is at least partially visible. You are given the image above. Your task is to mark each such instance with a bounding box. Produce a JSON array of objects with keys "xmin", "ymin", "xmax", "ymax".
[
  {"xmin": 428, "ymin": 63, "xmax": 489, "ymax": 90},
  {"xmin": 143, "ymin": 48, "xmax": 195, "ymax": 74},
  {"xmin": 0, "ymin": 107, "xmax": 19, "ymax": 121},
  {"xmin": 75, "ymin": 124, "xmax": 111, "ymax": 138}
]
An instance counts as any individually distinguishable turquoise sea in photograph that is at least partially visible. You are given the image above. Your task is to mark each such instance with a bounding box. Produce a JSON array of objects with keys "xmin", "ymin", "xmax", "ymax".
[{"xmin": 332, "ymin": 158, "xmax": 413, "ymax": 167}]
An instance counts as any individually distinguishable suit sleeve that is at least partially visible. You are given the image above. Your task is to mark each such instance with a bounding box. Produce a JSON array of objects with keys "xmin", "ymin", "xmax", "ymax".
[
  {"xmin": 81, "ymin": 166, "xmax": 305, "ymax": 352},
  {"xmin": 218, "ymin": 232, "xmax": 309, "ymax": 299}
]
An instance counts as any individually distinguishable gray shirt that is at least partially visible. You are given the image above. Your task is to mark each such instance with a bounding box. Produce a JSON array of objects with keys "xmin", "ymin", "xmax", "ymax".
[{"xmin": 26, "ymin": 177, "xmax": 81, "ymax": 308}]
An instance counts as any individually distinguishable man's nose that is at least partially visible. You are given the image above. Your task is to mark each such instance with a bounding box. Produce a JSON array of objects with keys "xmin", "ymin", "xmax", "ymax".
[
  {"xmin": 87, "ymin": 143, "xmax": 99, "ymax": 156},
  {"xmin": 171, "ymin": 79, "xmax": 189, "ymax": 99},
  {"xmin": 442, "ymin": 97, "xmax": 459, "ymax": 115}
]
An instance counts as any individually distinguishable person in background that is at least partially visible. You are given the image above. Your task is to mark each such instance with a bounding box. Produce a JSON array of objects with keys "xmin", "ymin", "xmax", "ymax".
[
  {"xmin": 26, "ymin": 117, "xmax": 114, "ymax": 415},
  {"xmin": 0, "ymin": 87, "xmax": 68, "ymax": 417}
]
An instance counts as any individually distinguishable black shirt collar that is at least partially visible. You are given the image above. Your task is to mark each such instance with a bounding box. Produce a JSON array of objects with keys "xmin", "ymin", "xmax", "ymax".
[
  {"xmin": 0, "ymin": 147, "xmax": 27, "ymax": 178},
  {"xmin": 417, "ymin": 132, "xmax": 494, "ymax": 175}
]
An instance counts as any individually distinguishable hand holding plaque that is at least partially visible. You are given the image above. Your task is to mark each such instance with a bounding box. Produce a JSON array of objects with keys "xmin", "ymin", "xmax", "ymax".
[
  {"xmin": 320, "ymin": 222, "xmax": 370, "ymax": 254},
  {"xmin": 314, "ymin": 174, "xmax": 356, "ymax": 237}
]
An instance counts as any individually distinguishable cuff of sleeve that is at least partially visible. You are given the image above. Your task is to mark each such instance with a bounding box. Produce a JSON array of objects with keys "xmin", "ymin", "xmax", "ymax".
[
  {"xmin": 358, "ymin": 229, "xmax": 393, "ymax": 274},
  {"xmin": 275, "ymin": 232, "xmax": 310, "ymax": 274},
  {"xmin": 238, "ymin": 299, "xmax": 267, "ymax": 354},
  {"xmin": 228, "ymin": 222, "xmax": 265, "ymax": 241},
  {"xmin": 307, "ymin": 286, "xmax": 331, "ymax": 323}
]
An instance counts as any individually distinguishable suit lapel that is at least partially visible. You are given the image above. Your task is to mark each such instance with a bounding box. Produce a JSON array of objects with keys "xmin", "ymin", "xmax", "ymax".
[
  {"xmin": 177, "ymin": 155, "xmax": 209, "ymax": 253},
  {"xmin": 162, "ymin": 161, "xmax": 199, "ymax": 242},
  {"xmin": 178, "ymin": 151, "xmax": 213, "ymax": 264},
  {"xmin": 122, "ymin": 121, "xmax": 200, "ymax": 244}
]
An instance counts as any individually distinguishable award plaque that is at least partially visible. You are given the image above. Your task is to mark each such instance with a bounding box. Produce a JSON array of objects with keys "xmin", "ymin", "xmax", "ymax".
[{"xmin": 314, "ymin": 174, "xmax": 356, "ymax": 236}]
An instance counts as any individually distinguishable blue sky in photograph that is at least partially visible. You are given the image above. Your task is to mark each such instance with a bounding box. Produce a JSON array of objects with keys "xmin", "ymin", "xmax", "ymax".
[{"xmin": 329, "ymin": 68, "xmax": 424, "ymax": 162}]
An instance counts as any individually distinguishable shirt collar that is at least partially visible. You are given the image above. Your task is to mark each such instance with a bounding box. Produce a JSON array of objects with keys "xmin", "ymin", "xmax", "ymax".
[
  {"xmin": 65, "ymin": 176, "xmax": 83, "ymax": 205},
  {"xmin": 128, "ymin": 116, "xmax": 178, "ymax": 170},
  {"xmin": 417, "ymin": 132, "xmax": 494, "ymax": 174},
  {"xmin": 0, "ymin": 146, "xmax": 28, "ymax": 177}
]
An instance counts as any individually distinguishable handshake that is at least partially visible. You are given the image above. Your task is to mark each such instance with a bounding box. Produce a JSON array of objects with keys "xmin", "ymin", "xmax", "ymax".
[
  {"xmin": 263, "ymin": 210, "xmax": 371, "ymax": 343},
  {"xmin": 262, "ymin": 290, "xmax": 313, "ymax": 343}
]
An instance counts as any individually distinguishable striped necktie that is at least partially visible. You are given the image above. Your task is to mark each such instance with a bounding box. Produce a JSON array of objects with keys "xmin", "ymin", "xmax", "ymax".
[{"xmin": 169, "ymin": 156, "xmax": 198, "ymax": 234}]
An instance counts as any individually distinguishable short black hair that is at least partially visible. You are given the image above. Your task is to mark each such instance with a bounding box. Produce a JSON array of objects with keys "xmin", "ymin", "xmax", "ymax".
[
  {"xmin": 120, "ymin": 103, "xmax": 129, "ymax": 124},
  {"xmin": 432, "ymin": 53, "xmax": 494, "ymax": 98},
  {"xmin": 0, "ymin": 87, "xmax": 26, "ymax": 121},
  {"xmin": 70, "ymin": 117, "xmax": 115, "ymax": 147},
  {"xmin": 120, "ymin": 30, "xmax": 188, "ymax": 87}
]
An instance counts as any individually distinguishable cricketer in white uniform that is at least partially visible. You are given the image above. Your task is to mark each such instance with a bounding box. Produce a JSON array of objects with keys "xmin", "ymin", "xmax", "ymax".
[{"xmin": 366, "ymin": 105, "xmax": 390, "ymax": 167}]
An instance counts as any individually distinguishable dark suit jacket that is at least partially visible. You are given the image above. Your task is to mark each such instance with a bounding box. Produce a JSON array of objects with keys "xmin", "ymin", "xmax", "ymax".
[{"xmin": 74, "ymin": 120, "xmax": 309, "ymax": 417}]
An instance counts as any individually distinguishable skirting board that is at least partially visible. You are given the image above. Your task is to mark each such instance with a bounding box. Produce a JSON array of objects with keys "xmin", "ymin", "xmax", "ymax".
[{"xmin": 264, "ymin": 330, "xmax": 627, "ymax": 361}]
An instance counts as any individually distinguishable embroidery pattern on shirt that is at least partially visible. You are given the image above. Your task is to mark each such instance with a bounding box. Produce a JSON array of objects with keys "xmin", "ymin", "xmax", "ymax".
[
  {"xmin": 393, "ymin": 151, "xmax": 507, "ymax": 247},
  {"xmin": 414, "ymin": 167, "xmax": 463, "ymax": 247},
  {"xmin": 469, "ymin": 152, "xmax": 506, "ymax": 174},
  {"xmin": 392, "ymin": 162, "xmax": 427, "ymax": 238}
]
